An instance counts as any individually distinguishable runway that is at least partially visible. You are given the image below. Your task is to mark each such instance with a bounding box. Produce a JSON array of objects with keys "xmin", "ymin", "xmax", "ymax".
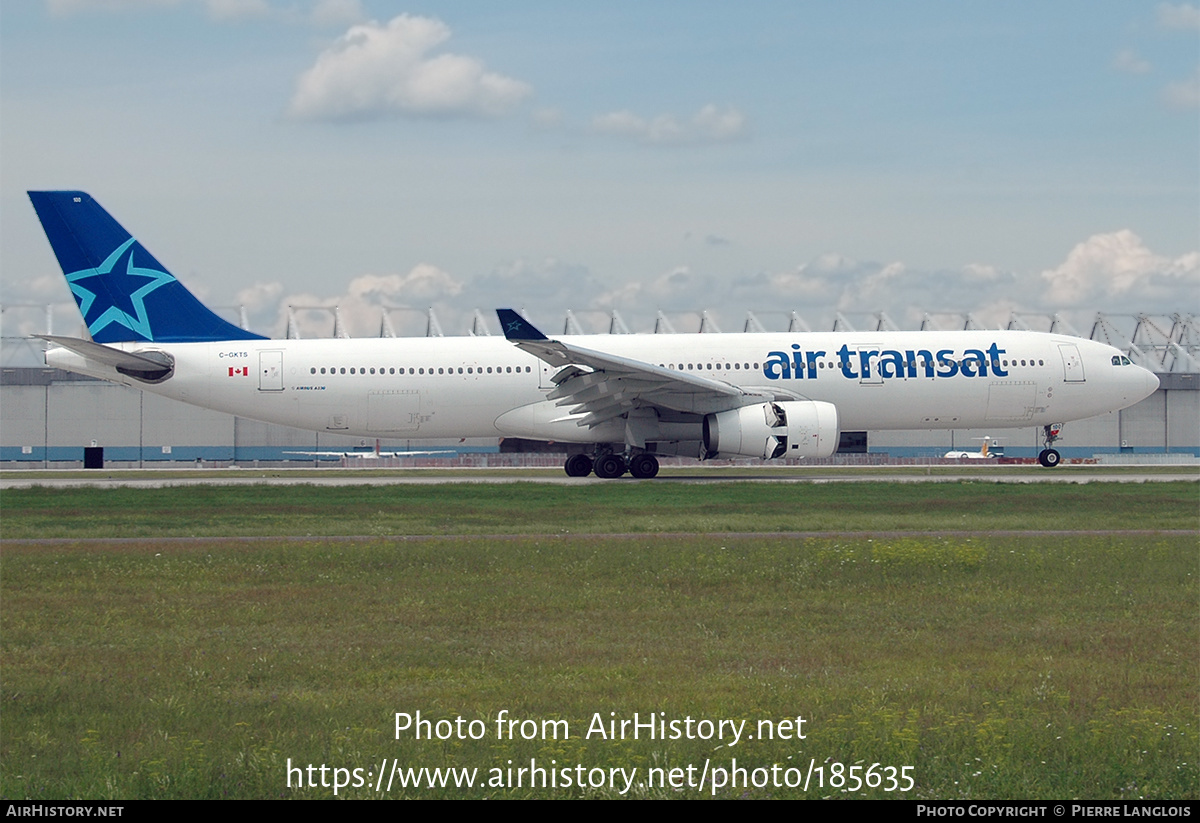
[{"xmin": 1, "ymin": 466, "xmax": 1195, "ymax": 489}]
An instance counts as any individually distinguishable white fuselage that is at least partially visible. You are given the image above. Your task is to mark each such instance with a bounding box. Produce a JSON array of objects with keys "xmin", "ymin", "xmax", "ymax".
[{"xmin": 47, "ymin": 330, "xmax": 1159, "ymax": 451}]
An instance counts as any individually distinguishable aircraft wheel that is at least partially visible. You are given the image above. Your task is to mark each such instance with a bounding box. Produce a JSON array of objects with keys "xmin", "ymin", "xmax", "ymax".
[
  {"xmin": 1038, "ymin": 448, "xmax": 1061, "ymax": 468},
  {"xmin": 564, "ymin": 454, "xmax": 593, "ymax": 477},
  {"xmin": 594, "ymin": 453, "xmax": 627, "ymax": 479},
  {"xmin": 628, "ymin": 453, "xmax": 659, "ymax": 479}
]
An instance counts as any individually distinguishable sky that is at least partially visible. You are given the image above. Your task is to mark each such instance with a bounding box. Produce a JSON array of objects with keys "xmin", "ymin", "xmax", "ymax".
[{"xmin": 1, "ymin": 0, "xmax": 1197, "ymax": 339}]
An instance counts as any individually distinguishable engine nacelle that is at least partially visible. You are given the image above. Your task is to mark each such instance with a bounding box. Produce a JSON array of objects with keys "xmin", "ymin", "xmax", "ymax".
[{"xmin": 703, "ymin": 400, "xmax": 839, "ymax": 460}]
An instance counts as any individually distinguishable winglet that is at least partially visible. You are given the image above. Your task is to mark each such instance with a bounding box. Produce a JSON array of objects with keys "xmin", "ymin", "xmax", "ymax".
[{"xmin": 496, "ymin": 309, "xmax": 548, "ymax": 341}]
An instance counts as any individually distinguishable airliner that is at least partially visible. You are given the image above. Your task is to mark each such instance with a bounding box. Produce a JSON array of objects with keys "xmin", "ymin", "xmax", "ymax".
[{"xmin": 27, "ymin": 191, "xmax": 1160, "ymax": 479}]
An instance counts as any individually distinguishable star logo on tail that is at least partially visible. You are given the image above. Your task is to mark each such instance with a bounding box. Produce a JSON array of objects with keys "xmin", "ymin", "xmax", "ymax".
[{"xmin": 65, "ymin": 238, "xmax": 176, "ymax": 340}]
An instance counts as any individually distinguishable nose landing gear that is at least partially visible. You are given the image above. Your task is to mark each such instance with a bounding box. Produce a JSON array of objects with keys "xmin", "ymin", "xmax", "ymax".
[{"xmin": 1038, "ymin": 423, "xmax": 1062, "ymax": 468}]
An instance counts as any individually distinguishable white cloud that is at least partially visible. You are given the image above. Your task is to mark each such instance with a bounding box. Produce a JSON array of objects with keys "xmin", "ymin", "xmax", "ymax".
[
  {"xmin": 1112, "ymin": 49, "xmax": 1152, "ymax": 75},
  {"xmin": 592, "ymin": 265, "xmax": 704, "ymax": 309},
  {"xmin": 692, "ymin": 104, "xmax": 747, "ymax": 141},
  {"xmin": 837, "ymin": 261, "xmax": 906, "ymax": 307},
  {"xmin": 1040, "ymin": 230, "xmax": 1200, "ymax": 307},
  {"xmin": 961, "ymin": 263, "xmax": 1004, "ymax": 282},
  {"xmin": 350, "ymin": 266, "xmax": 463, "ymax": 302},
  {"xmin": 266, "ymin": 265, "xmax": 465, "ymax": 336},
  {"xmin": 472, "ymin": 258, "xmax": 608, "ymax": 325},
  {"xmin": 235, "ymin": 280, "xmax": 283, "ymax": 312},
  {"xmin": 591, "ymin": 105, "xmax": 747, "ymax": 145},
  {"xmin": 1163, "ymin": 67, "xmax": 1200, "ymax": 109},
  {"xmin": 288, "ymin": 14, "xmax": 532, "ymax": 121},
  {"xmin": 1157, "ymin": 2, "xmax": 1200, "ymax": 30},
  {"xmin": 107, "ymin": 236, "xmax": 1193, "ymax": 339},
  {"xmin": 738, "ymin": 268, "xmax": 841, "ymax": 305}
]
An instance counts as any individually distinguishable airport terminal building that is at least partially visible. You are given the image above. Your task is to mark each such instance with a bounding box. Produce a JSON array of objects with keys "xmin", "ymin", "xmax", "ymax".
[{"xmin": 2, "ymin": 310, "xmax": 1196, "ymax": 466}]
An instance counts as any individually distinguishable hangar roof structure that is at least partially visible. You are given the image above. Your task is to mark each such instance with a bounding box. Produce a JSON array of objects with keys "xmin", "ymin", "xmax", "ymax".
[{"xmin": 1, "ymin": 303, "xmax": 1196, "ymax": 373}]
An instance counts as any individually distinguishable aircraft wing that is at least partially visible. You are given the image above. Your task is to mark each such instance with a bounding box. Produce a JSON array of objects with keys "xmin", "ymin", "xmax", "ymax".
[{"xmin": 496, "ymin": 309, "xmax": 783, "ymax": 428}]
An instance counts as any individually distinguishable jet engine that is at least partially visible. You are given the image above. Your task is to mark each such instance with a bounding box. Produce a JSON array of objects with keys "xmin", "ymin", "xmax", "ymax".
[{"xmin": 703, "ymin": 400, "xmax": 839, "ymax": 460}]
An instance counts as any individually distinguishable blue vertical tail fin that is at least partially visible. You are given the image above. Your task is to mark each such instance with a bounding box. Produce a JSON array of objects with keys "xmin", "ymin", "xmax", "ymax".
[{"xmin": 28, "ymin": 191, "xmax": 265, "ymax": 343}]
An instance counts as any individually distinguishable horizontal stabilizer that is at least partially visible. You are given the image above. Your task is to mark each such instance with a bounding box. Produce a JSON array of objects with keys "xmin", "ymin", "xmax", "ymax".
[{"xmin": 39, "ymin": 335, "xmax": 174, "ymax": 381}]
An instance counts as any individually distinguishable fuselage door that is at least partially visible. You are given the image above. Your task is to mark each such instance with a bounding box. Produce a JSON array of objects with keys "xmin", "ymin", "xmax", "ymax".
[
  {"xmin": 857, "ymin": 345, "xmax": 884, "ymax": 385},
  {"xmin": 259, "ymin": 350, "xmax": 284, "ymax": 391},
  {"xmin": 540, "ymin": 363, "xmax": 561, "ymax": 390},
  {"xmin": 1058, "ymin": 344, "xmax": 1085, "ymax": 383}
]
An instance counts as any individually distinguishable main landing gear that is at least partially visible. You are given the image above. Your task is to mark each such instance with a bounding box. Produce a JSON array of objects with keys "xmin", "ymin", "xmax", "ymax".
[
  {"xmin": 564, "ymin": 453, "xmax": 593, "ymax": 477},
  {"xmin": 562, "ymin": 451, "xmax": 660, "ymax": 479},
  {"xmin": 1038, "ymin": 423, "xmax": 1062, "ymax": 468}
]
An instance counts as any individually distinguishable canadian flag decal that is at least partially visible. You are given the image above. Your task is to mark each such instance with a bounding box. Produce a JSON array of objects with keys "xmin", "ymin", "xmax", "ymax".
[{"xmin": 228, "ymin": 366, "xmax": 249, "ymax": 377}]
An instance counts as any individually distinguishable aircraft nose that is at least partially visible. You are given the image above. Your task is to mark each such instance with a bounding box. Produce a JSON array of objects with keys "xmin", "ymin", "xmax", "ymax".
[{"xmin": 1143, "ymin": 368, "xmax": 1160, "ymax": 399}]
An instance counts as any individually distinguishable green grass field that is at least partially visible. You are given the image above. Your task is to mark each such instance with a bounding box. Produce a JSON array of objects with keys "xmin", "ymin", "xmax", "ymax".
[
  {"xmin": 2, "ymin": 479, "xmax": 1198, "ymax": 538},
  {"xmin": 1, "ymin": 480, "xmax": 1196, "ymax": 799}
]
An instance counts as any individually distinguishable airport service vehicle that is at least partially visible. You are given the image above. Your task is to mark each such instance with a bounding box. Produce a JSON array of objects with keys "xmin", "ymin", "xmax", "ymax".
[{"xmin": 28, "ymin": 191, "xmax": 1159, "ymax": 478}]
